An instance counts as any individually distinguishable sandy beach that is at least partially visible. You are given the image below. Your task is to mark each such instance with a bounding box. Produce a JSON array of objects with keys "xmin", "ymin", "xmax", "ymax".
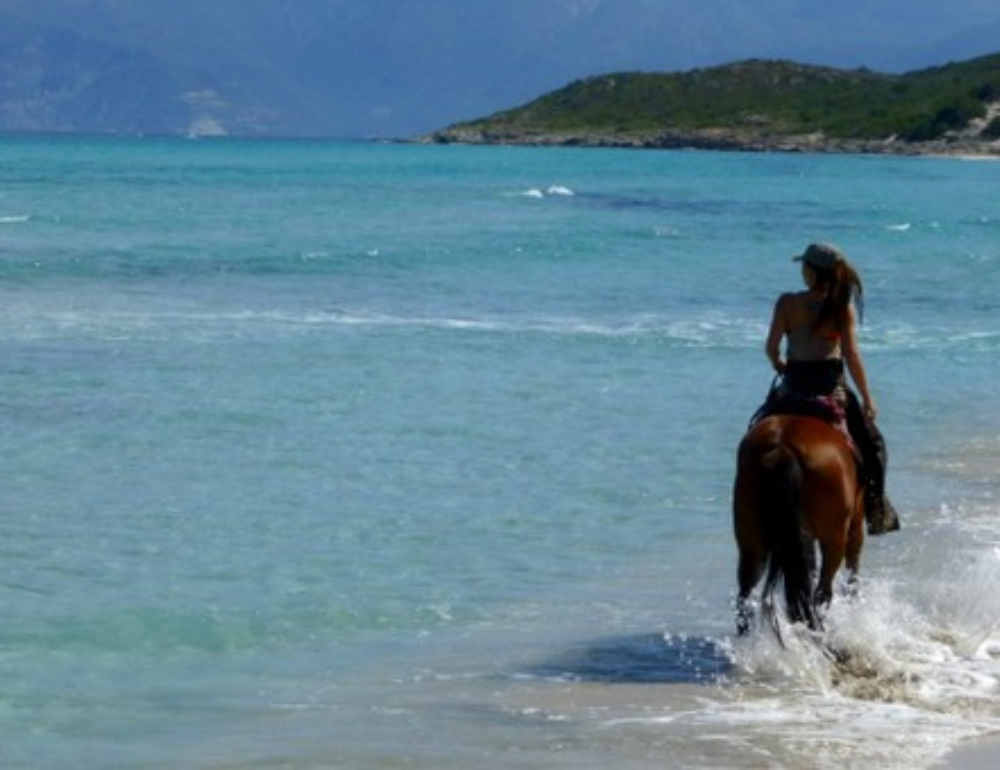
[{"xmin": 942, "ymin": 735, "xmax": 1000, "ymax": 768}]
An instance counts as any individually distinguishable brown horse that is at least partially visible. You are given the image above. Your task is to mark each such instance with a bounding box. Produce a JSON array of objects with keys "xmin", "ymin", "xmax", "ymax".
[{"xmin": 733, "ymin": 413, "xmax": 865, "ymax": 636}]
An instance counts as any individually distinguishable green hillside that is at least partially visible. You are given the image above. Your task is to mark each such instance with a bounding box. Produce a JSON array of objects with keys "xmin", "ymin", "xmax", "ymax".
[{"xmin": 428, "ymin": 53, "xmax": 1000, "ymax": 152}]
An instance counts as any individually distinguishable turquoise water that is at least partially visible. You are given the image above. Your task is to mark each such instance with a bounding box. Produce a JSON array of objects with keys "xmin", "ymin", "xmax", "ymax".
[{"xmin": 1, "ymin": 137, "xmax": 999, "ymax": 767}]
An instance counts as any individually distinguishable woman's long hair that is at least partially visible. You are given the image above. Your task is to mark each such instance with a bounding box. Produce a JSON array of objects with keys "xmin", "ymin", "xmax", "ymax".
[{"xmin": 813, "ymin": 258, "xmax": 864, "ymax": 331}]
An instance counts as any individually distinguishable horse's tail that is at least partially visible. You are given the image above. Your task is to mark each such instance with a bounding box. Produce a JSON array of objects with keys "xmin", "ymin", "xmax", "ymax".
[{"xmin": 758, "ymin": 443, "xmax": 818, "ymax": 630}]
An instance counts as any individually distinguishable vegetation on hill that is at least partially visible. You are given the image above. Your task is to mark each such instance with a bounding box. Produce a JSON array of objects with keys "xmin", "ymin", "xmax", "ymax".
[{"xmin": 428, "ymin": 53, "xmax": 1000, "ymax": 153}]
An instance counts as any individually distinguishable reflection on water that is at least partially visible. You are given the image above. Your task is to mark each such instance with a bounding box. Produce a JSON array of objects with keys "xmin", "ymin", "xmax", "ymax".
[{"xmin": 523, "ymin": 632, "xmax": 734, "ymax": 684}]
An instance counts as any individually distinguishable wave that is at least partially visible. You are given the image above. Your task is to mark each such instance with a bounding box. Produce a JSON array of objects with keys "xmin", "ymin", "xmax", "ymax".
[
  {"xmin": 251, "ymin": 308, "xmax": 768, "ymax": 348},
  {"xmin": 10, "ymin": 305, "xmax": 1000, "ymax": 356},
  {"xmin": 0, "ymin": 305, "xmax": 766, "ymax": 348},
  {"xmin": 511, "ymin": 185, "xmax": 576, "ymax": 199},
  {"xmin": 0, "ymin": 214, "xmax": 30, "ymax": 224},
  {"xmin": 874, "ymin": 324, "xmax": 1000, "ymax": 353},
  {"xmin": 236, "ymin": 309, "xmax": 761, "ymax": 349},
  {"xmin": 6, "ymin": 302, "xmax": 998, "ymax": 361}
]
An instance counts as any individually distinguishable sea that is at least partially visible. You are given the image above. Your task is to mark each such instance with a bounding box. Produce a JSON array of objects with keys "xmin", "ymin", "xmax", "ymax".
[{"xmin": 1, "ymin": 135, "xmax": 999, "ymax": 769}]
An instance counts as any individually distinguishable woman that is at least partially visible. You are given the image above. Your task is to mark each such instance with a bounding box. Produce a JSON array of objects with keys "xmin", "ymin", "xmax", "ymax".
[{"xmin": 764, "ymin": 242, "xmax": 899, "ymax": 535}]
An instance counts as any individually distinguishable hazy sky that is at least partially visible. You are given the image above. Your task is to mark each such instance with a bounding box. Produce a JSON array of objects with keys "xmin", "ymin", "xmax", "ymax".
[{"xmin": 311, "ymin": 0, "xmax": 1000, "ymax": 134}]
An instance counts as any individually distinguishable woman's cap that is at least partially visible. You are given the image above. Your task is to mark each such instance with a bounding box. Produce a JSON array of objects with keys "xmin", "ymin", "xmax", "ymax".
[{"xmin": 793, "ymin": 242, "xmax": 845, "ymax": 269}]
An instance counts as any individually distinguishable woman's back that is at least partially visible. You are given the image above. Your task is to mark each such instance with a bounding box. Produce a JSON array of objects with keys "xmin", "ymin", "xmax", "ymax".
[{"xmin": 779, "ymin": 292, "xmax": 843, "ymax": 362}]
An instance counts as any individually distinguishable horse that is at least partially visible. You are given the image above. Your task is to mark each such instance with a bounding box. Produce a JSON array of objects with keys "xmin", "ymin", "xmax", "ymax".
[{"xmin": 733, "ymin": 413, "xmax": 865, "ymax": 636}]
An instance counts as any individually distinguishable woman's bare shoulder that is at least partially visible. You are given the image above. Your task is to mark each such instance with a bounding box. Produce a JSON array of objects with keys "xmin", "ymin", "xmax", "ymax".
[{"xmin": 775, "ymin": 291, "xmax": 807, "ymax": 309}]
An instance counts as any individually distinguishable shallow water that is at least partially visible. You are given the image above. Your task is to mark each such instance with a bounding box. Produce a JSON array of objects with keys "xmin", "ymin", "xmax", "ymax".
[{"xmin": 1, "ymin": 137, "xmax": 999, "ymax": 767}]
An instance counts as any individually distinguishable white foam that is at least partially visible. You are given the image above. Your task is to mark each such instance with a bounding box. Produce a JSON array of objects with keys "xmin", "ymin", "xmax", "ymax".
[
  {"xmin": 871, "ymin": 324, "xmax": 1000, "ymax": 353},
  {"xmin": 2, "ymin": 306, "xmax": 769, "ymax": 350},
  {"xmin": 0, "ymin": 215, "xmax": 30, "ymax": 224},
  {"xmin": 714, "ymin": 503, "xmax": 1000, "ymax": 766},
  {"xmin": 512, "ymin": 186, "xmax": 575, "ymax": 199}
]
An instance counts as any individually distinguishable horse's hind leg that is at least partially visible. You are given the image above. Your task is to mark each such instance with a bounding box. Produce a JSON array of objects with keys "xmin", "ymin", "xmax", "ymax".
[
  {"xmin": 814, "ymin": 536, "xmax": 847, "ymax": 608},
  {"xmin": 736, "ymin": 548, "xmax": 766, "ymax": 635},
  {"xmin": 845, "ymin": 491, "xmax": 865, "ymax": 576},
  {"xmin": 842, "ymin": 494, "xmax": 866, "ymax": 596},
  {"xmin": 734, "ymin": 465, "xmax": 767, "ymax": 635}
]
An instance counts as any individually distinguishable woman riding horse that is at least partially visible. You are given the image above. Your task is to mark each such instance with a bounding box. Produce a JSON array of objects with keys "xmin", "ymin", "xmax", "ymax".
[{"xmin": 734, "ymin": 243, "xmax": 898, "ymax": 634}]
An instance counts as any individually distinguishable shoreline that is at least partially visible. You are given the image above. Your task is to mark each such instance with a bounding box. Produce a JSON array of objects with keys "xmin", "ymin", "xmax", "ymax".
[
  {"xmin": 420, "ymin": 127, "xmax": 1000, "ymax": 159},
  {"xmin": 941, "ymin": 734, "xmax": 1000, "ymax": 768}
]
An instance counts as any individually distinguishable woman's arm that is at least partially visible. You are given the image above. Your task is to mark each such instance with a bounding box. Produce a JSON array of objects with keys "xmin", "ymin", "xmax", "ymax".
[
  {"xmin": 841, "ymin": 305, "xmax": 877, "ymax": 420},
  {"xmin": 765, "ymin": 294, "xmax": 789, "ymax": 373}
]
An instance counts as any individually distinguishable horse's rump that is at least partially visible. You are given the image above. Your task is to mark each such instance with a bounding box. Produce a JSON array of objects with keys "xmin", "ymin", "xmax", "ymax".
[{"xmin": 734, "ymin": 414, "xmax": 864, "ymax": 634}]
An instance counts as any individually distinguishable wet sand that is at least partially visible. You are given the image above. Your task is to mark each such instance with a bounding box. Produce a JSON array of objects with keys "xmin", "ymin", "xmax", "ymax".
[{"xmin": 941, "ymin": 735, "xmax": 1000, "ymax": 768}]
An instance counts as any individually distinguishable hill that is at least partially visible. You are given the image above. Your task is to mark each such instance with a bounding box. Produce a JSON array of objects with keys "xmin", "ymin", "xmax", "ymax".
[{"xmin": 425, "ymin": 54, "xmax": 1000, "ymax": 155}]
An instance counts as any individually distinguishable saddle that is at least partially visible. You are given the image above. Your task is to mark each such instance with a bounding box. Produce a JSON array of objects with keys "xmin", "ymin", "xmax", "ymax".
[
  {"xmin": 747, "ymin": 377, "xmax": 858, "ymax": 464},
  {"xmin": 748, "ymin": 377, "xmax": 847, "ymax": 433}
]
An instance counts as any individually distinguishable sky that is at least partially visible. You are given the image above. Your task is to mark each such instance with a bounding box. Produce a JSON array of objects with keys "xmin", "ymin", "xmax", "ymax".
[
  {"xmin": 2, "ymin": 0, "xmax": 1000, "ymax": 137},
  {"xmin": 324, "ymin": 0, "xmax": 1000, "ymax": 135}
]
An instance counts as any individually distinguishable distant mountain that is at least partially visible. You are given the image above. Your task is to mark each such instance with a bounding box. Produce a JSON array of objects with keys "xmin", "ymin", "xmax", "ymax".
[
  {"xmin": 2, "ymin": 1, "xmax": 1000, "ymax": 138},
  {"xmin": 426, "ymin": 54, "xmax": 1000, "ymax": 154},
  {"xmin": 0, "ymin": 2, "xmax": 337, "ymax": 136}
]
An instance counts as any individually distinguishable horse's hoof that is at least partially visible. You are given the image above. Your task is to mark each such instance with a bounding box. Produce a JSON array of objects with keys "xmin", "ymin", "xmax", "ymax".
[{"xmin": 736, "ymin": 598, "xmax": 756, "ymax": 636}]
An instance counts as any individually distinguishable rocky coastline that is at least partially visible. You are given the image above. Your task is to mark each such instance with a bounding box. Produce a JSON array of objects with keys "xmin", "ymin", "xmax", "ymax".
[{"xmin": 422, "ymin": 125, "xmax": 1000, "ymax": 157}]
